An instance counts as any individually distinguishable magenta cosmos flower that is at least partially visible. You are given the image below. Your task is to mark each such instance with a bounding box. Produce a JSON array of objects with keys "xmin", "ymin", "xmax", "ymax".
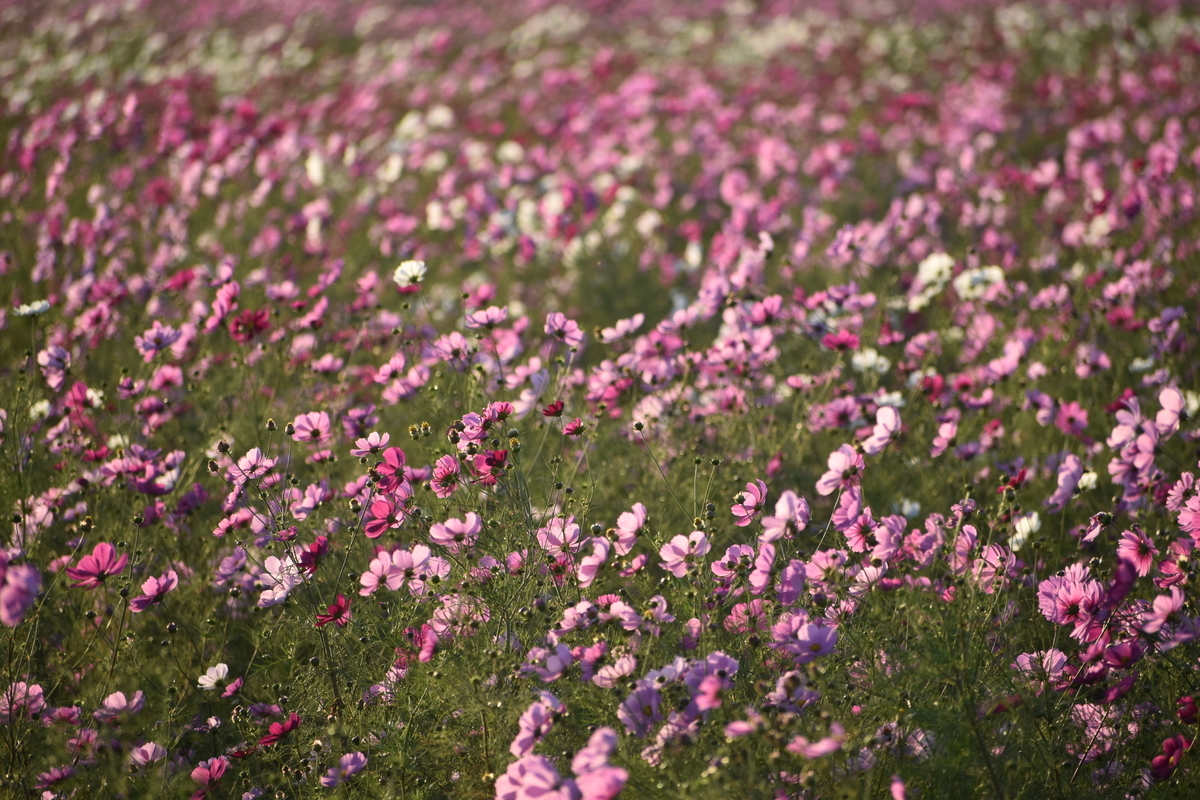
[
  {"xmin": 259, "ymin": 712, "xmax": 300, "ymax": 746},
  {"xmin": 430, "ymin": 453, "xmax": 461, "ymax": 498},
  {"xmin": 66, "ymin": 542, "xmax": 128, "ymax": 590}
]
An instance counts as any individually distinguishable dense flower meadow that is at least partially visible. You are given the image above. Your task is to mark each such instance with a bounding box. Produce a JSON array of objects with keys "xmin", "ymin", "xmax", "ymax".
[{"xmin": 2, "ymin": 0, "xmax": 1200, "ymax": 797}]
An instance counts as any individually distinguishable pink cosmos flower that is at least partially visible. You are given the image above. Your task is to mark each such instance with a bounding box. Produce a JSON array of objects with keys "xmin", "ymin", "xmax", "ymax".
[
  {"xmin": 1142, "ymin": 586, "xmax": 1184, "ymax": 634},
  {"xmin": 37, "ymin": 345, "xmax": 70, "ymax": 391},
  {"xmin": 191, "ymin": 756, "xmax": 229, "ymax": 795},
  {"xmin": 0, "ymin": 682, "xmax": 45, "ymax": 723},
  {"xmin": 773, "ymin": 614, "xmax": 838, "ymax": 665},
  {"xmin": 537, "ymin": 517, "xmax": 584, "ymax": 556},
  {"xmin": 592, "ymin": 653, "xmax": 637, "ymax": 689},
  {"xmin": 571, "ymin": 725, "xmax": 622, "ymax": 774},
  {"xmin": 1157, "ymin": 386, "xmax": 1185, "ymax": 437},
  {"xmin": 1075, "ymin": 343, "xmax": 1111, "ymax": 378},
  {"xmin": 360, "ymin": 546, "xmax": 432, "ymax": 596},
  {"xmin": 731, "ymin": 480, "xmax": 767, "ymax": 527},
  {"xmin": 748, "ymin": 542, "xmax": 776, "ymax": 595},
  {"xmin": 429, "ymin": 512, "xmax": 482, "ymax": 553},
  {"xmin": 1116, "ymin": 528, "xmax": 1158, "ymax": 577},
  {"xmin": 34, "ymin": 765, "xmax": 74, "ymax": 790},
  {"xmin": 659, "ymin": 531, "xmax": 710, "ymax": 577},
  {"xmin": 786, "ymin": 721, "xmax": 845, "ymax": 758},
  {"xmin": 0, "ymin": 552, "xmax": 42, "ymax": 627},
  {"xmin": 511, "ymin": 693, "xmax": 564, "ymax": 757},
  {"xmin": 226, "ymin": 450, "xmax": 270, "ymax": 490},
  {"xmin": 364, "ymin": 494, "xmax": 408, "ymax": 539},
  {"xmin": 1043, "ymin": 454, "xmax": 1083, "ymax": 513},
  {"xmin": 711, "ymin": 544, "xmax": 755, "ymax": 581},
  {"xmin": 430, "ymin": 453, "xmax": 461, "ymax": 498},
  {"xmin": 94, "ymin": 689, "xmax": 145, "ymax": 722},
  {"xmin": 816, "ymin": 445, "xmax": 865, "ymax": 496},
  {"xmin": 128, "ymin": 742, "xmax": 167, "ymax": 768},
  {"xmin": 128, "ymin": 569, "xmax": 178, "ymax": 612},
  {"xmin": 577, "ymin": 538, "xmax": 610, "ymax": 588},
  {"xmin": 613, "ymin": 503, "xmax": 647, "ymax": 555},
  {"xmin": 495, "ymin": 755, "xmax": 575, "ymax": 800},
  {"xmin": 523, "ymin": 644, "xmax": 575, "ymax": 683},
  {"xmin": 862, "ymin": 406, "xmax": 901, "ymax": 455},
  {"xmin": 545, "ymin": 312, "xmax": 584, "ymax": 348},
  {"xmin": 291, "ymin": 411, "xmax": 332, "ymax": 444},
  {"xmin": 320, "ymin": 751, "xmax": 367, "ymax": 788},
  {"xmin": 134, "ymin": 321, "xmax": 181, "ymax": 363},
  {"xmin": 228, "ymin": 308, "xmax": 270, "ymax": 344},
  {"xmin": 598, "ymin": 313, "xmax": 644, "ymax": 343},
  {"xmin": 465, "ymin": 305, "xmax": 508, "ymax": 329},
  {"xmin": 760, "ymin": 490, "xmax": 811, "ymax": 543},
  {"xmin": 821, "ymin": 330, "xmax": 860, "ymax": 351},
  {"xmin": 66, "ymin": 542, "xmax": 128, "ymax": 590},
  {"xmin": 617, "ymin": 686, "xmax": 663, "ymax": 737},
  {"xmin": 562, "ymin": 417, "xmax": 586, "ymax": 437},
  {"xmin": 930, "ymin": 420, "xmax": 957, "ymax": 458},
  {"xmin": 1055, "ymin": 401, "xmax": 1089, "ymax": 437},
  {"xmin": 350, "ymin": 432, "xmax": 390, "ymax": 457}
]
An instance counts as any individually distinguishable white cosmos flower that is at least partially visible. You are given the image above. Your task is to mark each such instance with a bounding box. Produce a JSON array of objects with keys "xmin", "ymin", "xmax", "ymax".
[
  {"xmin": 851, "ymin": 347, "xmax": 890, "ymax": 375},
  {"xmin": 916, "ymin": 252, "xmax": 954, "ymax": 288},
  {"xmin": 952, "ymin": 265, "xmax": 1004, "ymax": 300},
  {"xmin": 198, "ymin": 663, "xmax": 229, "ymax": 691},
  {"xmin": 1009, "ymin": 512, "xmax": 1041, "ymax": 551},
  {"xmin": 14, "ymin": 300, "xmax": 50, "ymax": 316},
  {"xmin": 393, "ymin": 260, "xmax": 427, "ymax": 288}
]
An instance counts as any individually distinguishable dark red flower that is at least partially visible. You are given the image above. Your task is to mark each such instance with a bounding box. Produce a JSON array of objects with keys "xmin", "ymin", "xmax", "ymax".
[
  {"xmin": 228, "ymin": 309, "xmax": 270, "ymax": 344},
  {"xmin": 1179, "ymin": 697, "xmax": 1198, "ymax": 725},
  {"xmin": 1151, "ymin": 735, "xmax": 1191, "ymax": 781},
  {"xmin": 297, "ymin": 536, "xmax": 329, "ymax": 576},
  {"xmin": 315, "ymin": 594, "xmax": 352, "ymax": 628},
  {"xmin": 258, "ymin": 712, "xmax": 300, "ymax": 747},
  {"xmin": 542, "ymin": 400, "xmax": 565, "ymax": 417}
]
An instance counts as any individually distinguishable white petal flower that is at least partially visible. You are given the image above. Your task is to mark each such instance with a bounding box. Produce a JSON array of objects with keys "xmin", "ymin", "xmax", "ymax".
[
  {"xmin": 198, "ymin": 663, "xmax": 229, "ymax": 691},
  {"xmin": 14, "ymin": 300, "xmax": 50, "ymax": 316},
  {"xmin": 393, "ymin": 260, "xmax": 427, "ymax": 288}
]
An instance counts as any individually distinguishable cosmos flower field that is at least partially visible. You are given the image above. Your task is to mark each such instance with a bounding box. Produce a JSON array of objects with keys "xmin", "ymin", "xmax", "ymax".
[{"xmin": 2, "ymin": 0, "xmax": 1200, "ymax": 797}]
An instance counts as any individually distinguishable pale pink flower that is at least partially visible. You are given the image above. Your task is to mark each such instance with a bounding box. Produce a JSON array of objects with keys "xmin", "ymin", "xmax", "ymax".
[
  {"xmin": 134, "ymin": 321, "xmax": 181, "ymax": 363},
  {"xmin": 320, "ymin": 751, "xmax": 367, "ymax": 788},
  {"xmin": 659, "ymin": 531, "xmax": 710, "ymax": 577},
  {"xmin": 350, "ymin": 432, "xmax": 390, "ymax": 457},
  {"xmin": 862, "ymin": 406, "xmax": 901, "ymax": 455},
  {"xmin": 429, "ymin": 513, "xmax": 482, "ymax": 553},
  {"xmin": 127, "ymin": 742, "xmax": 167, "ymax": 768},
  {"xmin": 545, "ymin": 312, "xmax": 584, "ymax": 348},
  {"xmin": 816, "ymin": 445, "xmax": 865, "ymax": 496},
  {"xmin": 291, "ymin": 411, "xmax": 332, "ymax": 444}
]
